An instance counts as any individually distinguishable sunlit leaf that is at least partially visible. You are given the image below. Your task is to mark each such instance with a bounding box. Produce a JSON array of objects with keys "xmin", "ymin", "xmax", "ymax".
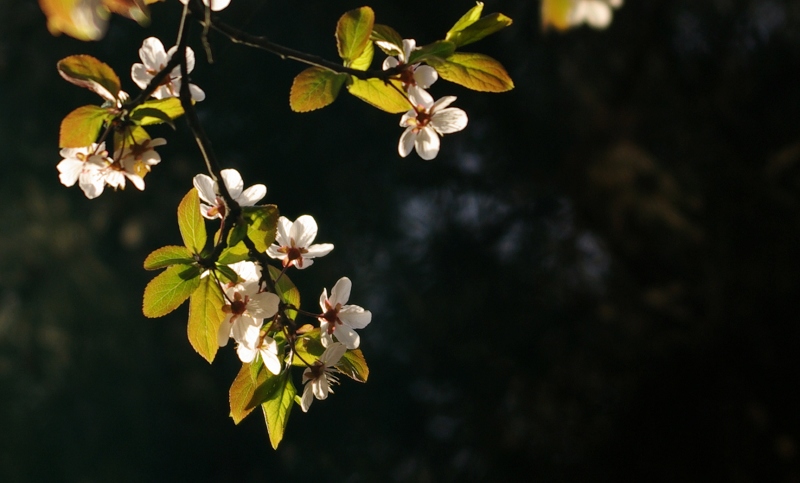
[
  {"xmin": 230, "ymin": 362, "xmax": 280, "ymax": 424},
  {"xmin": 142, "ymin": 264, "xmax": 202, "ymax": 318},
  {"xmin": 261, "ymin": 372, "xmax": 296, "ymax": 449},
  {"xmin": 347, "ymin": 78, "xmax": 409, "ymax": 114},
  {"xmin": 57, "ymin": 55, "xmax": 120, "ymax": 102},
  {"xmin": 338, "ymin": 348, "xmax": 369, "ymax": 382},
  {"xmin": 59, "ymin": 105, "xmax": 110, "ymax": 148},
  {"xmin": 113, "ymin": 124, "xmax": 150, "ymax": 155},
  {"xmin": 136, "ymin": 97, "xmax": 184, "ymax": 119},
  {"xmin": 407, "ymin": 41, "xmax": 456, "ymax": 65},
  {"xmin": 445, "ymin": 1, "xmax": 484, "ymax": 40},
  {"xmin": 39, "ymin": 0, "xmax": 109, "ymax": 41},
  {"xmin": 336, "ymin": 6, "xmax": 375, "ymax": 63},
  {"xmin": 242, "ymin": 204, "xmax": 279, "ymax": 253},
  {"xmin": 217, "ymin": 242, "xmax": 249, "ymax": 266},
  {"xmin": 540, "ymin": 0, "xmax": 573, "ymax": 31},
  {"xmin": 289, "ymin": 67, "xmax": 347, "ymax": 113},
  {"xmin": 177, "ymin": 188, "xmax": 207, "ymax": 254},
  {"xmin": 187, "ymin": 274, "xmax": 225, "ymax": 363},
  {"xmin": 371, "ymin": 24, "xmax": 404, "ymax": 56},
  {"xmin": 349, "ymin": 40, "xmax": 374, "ymax": 71},
  {"xmin": 129, "ymin": 98, "xmax": 183, "ymax": 127},
  {"xmin": 215, "ymin": 264, "xmax": 239, "ymax": 284},
  {"xmin": 268, "ymin": 266, "xmax": 300, "ymax": 321},
  {"xmin": 143, "ymin": 245, "xmax": 194, "ymax": 270},
  {"xmin": 446, "ymin": 13, "xmax": 513, "ymax": 48},
  {"xmin": 292, "ymin": 329, "xmax": 324, "ymax": 367},
  {"xmin": 102, "ymin": 0, "xmax": 151, "ymax": 25},
  {"xmin": 427, "ymin": 52, "xmax": 514, "ymax": 92}
]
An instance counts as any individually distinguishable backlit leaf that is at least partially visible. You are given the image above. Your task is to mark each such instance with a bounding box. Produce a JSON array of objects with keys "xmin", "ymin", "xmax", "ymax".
[
  {"xmin": 261, "ymin": 372, "xmax": 296, "ymax": 449},
  {"xmin": 336, "ymin": 6, "xmax": 375, "ymax": 63},
  {"xmin": 407, "ymin": 41, "xmax": 456, "ymax": 65},
  {"xmin": 57, "ymin": 55, "xmax": 120, "ymax": 102},
  {"xmin": 289, "ymin": 67, "xmax": 347, "ymax": 113},
  {"xmin": 541, "ymin": 0, "xmax": 573, "ymax": 31},
  {"xmin": 229, "ymin": 362, "xmax": 273, "ymax": 424},
  {"xmin": 142, "ymin": 264, "xmax": 202, "ymax": 318},
  {"xmin": 113, "ymin": 125, "xmax": 150, "ymax": 155},
  {"xmin": 143, "ymin": 245, "xmax": 194, "ymax": 270},
  {"xmin": 102, "ymin": 0, "xmax": 151, "ymax": 25},
  {"xmin": 242, "ymin": 204, "xmax": 279, "ymax": 253},
  {"xmin": 371, "ymin": 24, "xmax": 404, "ymax": 56},
  {"xmin": 59, "ymin": 105, "xmax": 110, "ymax": 148},
  {"xmin": 268, "ymin": 266, "xmax": 300, "ymax": 321},
  {"xmin": 187, "ymin": 274, "xmax": 225, "ymax": 363},
  {"xmin": 39, "ymin": 0, "xmax": 109, "ymax": 41},
  {"xmin": 347, "ymin": 78, "xmax": 409, "ymax": 114},
  {"xmin": 446, "ymin": 13, "xmax": 513, "ymax": 48},
  {"xmin": 177, "ymin": 188, "xmax": 207, "ymax": 254},
  {"xmin": 338, "ymin": 348, "xmax": 370, "ymax": 382},
  {"xmin": 446, "ymin": 2, "xmax": 484, "ymax": 40},
  {"xmin": 427, "ymin": 52, "xmax": 514, "ymax": 92},
  {"xmin": 292, "ymin": 329, "xmax": 324, "ymax": 367},
  {"xmin": 130, "ymin": 98, "xmax": 183, "ymax": 127},
  {"xmin": 349, "ymin": 40, "xmax": 374, "ymax": 71}
]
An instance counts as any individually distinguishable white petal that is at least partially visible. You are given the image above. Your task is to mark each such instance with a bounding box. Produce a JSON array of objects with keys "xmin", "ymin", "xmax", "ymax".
[
  {"xmin": 400, "ymin": 109, "xmax": 417, "ymax": 127},
  {"xmin": 192, "ymin": 174, "xmax": 217, "ymax": 205},
  {"xmin": 585, "ymin": 3, "xmax": 613, "ymax": 28},
  {"xmin": 207, "ymin": 0, "xmax": 231, "ymax": 11},
  {"xmin": 333, "ymin": 324, "xmax": 360, "ymax": 350},
  {"xmin": 415, "ymin": 127, "xmax": 441, "ymax": 161},
  {"xmin": 329, "ymin": 277, "xmax": 352, "ymax": 306},
  {"xmin": 232, "ymin": 317, "xmax": 260, "ymax": 345},
  {"xmin": 321, "ymin": 342, "xmax": 347, "ymax": 366},
  {"xmin": 260, "ymin": 348, "xmax": 282, "ymax": 375},
  {"xmin": 276, "ymin": 216, "xmax": 292, "ymax": 246},
  {"xmin": 266, "ymin": 245, "xmax": 286, "ymax": 261},
  {"xmin": 220, "ymin": 169, "xmax": 244, "ymax": 199},
  {"xmin": 432, "ymin": 95, "xmax": 457, "ymax": 111},
  {"xmin": 229, "ymin": 260, "xmax": 260, "ymax": 282},
  {"xmin": 217, "ymin": 318, "xmax": 232, "ymax": 347},
  {"xmin": 413, "ymin": 65, "xmax": 438, "ymax": 89},
  {"xmin": 319, "ymin": 323, "xmax": 334, "ymax": 348},
  {"xmin": 140, "ymin": 37, "xmax": 167, "ymax": 70},
  {"xmin": 301, "ymin": 382, "xmax": 314, "ymax": 412},
  {"xmin": 292, "ymin": 215, "xmax": 318, "ymax": 248},
  {"xmin": 294, "ymin": 258, "xmax": 314, "ymax": 270},
  {"xmin": 398, "ymin": 127, "xmax": 417, "ymax": 158},
  {"xmin": 125, "ymin": 173, "xmax": 145, "ymax": 191},
  {"xmin": 199, "ymin": 204, "xmax": 218, "ymax": 220},
  {"xmin": 339, "ymin": 306, "xmax": 372, "ymax": 329},
  {"xmin": 239, "ymin": 184, "xmax": 267, "ymax": 206},
  {"xmin": 131, "ymin": 63, "xmax": 150, "ymax": 90},
  {"xmin": 382, "ymin": 56, "xmax": 399, "ymax": 70},
  {"xmin": 431, "ymin": 107, "xmax": 468, "ymax": 134},
  {"xmin": 79, "ymin": 171, "xmax": 106, "ymax": 199},
  {"xmin": 236, "ymin": 343, "xmax": 257, "ymax": 363},
  {"xmin": 401, "ymin": 39, "xmax": 416, "ymax": 63},
  {"xmin": 189, "ymin": 83, "xmax": 206, "ymax": 102},
  {"xmin": 248, "ymin": 292, "xmax": 280, "ymax": 318},
  {"xmin": 312, "ymin": 377, "xmax": 329, "ymax": 400},
  {"xmin": 305, "ymin": 243, "xmax": 334, "ymax": 259},
  {"xmin": 408, "ymin": 85, "xmax": 434, "ymax": 109},
  {"xmin": 57, "ymin": 159, "xmax": 83, "ymax": 187},
  {"xmin": 319, "ymin": 288, "xmax": 329, "ymax": 312}
]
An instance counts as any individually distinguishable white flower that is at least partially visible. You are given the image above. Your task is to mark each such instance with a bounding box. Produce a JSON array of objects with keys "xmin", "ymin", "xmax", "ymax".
[
  {"xmin": 266, "ymin": 215, "xmax": 334, "ymax": 269},
  {"xmin": 569, "ymin": 0, "xmax": 623, "ymax": 30},
  {"xmin": 217, "ymin": 281, "xmax": 280, "ymax": 349},
  {"xmin": 57, "ymin": 142, "xmax": 138, "ymax": 198},
  {"xmin": 236, "ymin": 324, "xmax": 282, "ymax": 375},
  {"xmin": 179, "ymin": 0, "xmax": 231, "ymax": 12},
  {"xmin": 398, "ymin": 86, "xmax": 468, "ymax": 160},
  {"xmin": 131, "ymin": 37, "xmax": 205, "ymax": 101},
  {"xmin": 117, "ymin": 137, "xmax": 166, "ymax": 190},
  {"xmin": 192, "ymin": 169, "xmax": 267, "ymax": 219},
  {"xmin": 227, "ymin": 260, "xmax": 261, "ymax": 284},
  {"xmin": 379, "ymin": 38, "xmax": 438, "ymax": 90},
  {"xmin": 300, "ymin": 342, "xmax": 346, "ymax": 412},
  {"xmin": 318, "ymin": 277, "xmax": 371, "ymax": 350}
]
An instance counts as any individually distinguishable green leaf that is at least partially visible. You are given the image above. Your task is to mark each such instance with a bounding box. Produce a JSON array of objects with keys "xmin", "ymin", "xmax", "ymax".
[
  {"xmin": 347, "ymin": 78, "xmax": 409, "ymax": 114},
  {"xmin": 446, "ymin": 13, "xmax": 513, "ymax": 48},
  {"xmin": 59, "ymin": 105, "xmax": 111, "ymax": 148},
  {"xmin": 261, "ymin": 372, "xmax": 296, "ymax": 449},
  {"xmin": 268, "ymin": 266, "xmax": 300, "ymax": 321},
  {"xmin": 229, "ymin": 362, "xmax": 266, "ymax": 424},
  {"xmin": 292, "ymin": 329, "xmax": 324, "ymax": 367},
  {"xmin": 446, "ymin": 2, "xmax": 484, "ymax": 40},
  {"xmin": 143, "ymin": 245, "xmax": 194, "ymax": 270},
  {"xmin": 407, "ymin": 41, "xmax": 456, "ymax": 65},
  {"xmin": 349, "ymin": 40, "xmax": 374, "ymax": 71},
  {"xmin": 129, "ymin": 108, "xmax": 174, "ymax": 128},
  {"xmin": 336, "ymin": 6, "xmax": 375, "ymax": 63},
  {"xmin": 113, "ymin": 124, "xmax": 151, "ymax": 155},
  {"xmin": 217, "ymin": 242, "xmax": 249, "ymax": 266},
  {"xmin": 427, "ymin": 52, "xmax": 514, "ymax": 92},
  {"xmin": 338, "ymin": 348, "xmax": 370, "ymax": 382},
  {"xmin": 187, "ymin": 274, "xmax": 225, "ymax": 363},
  {"xmin": 136, "ymin": 97, "xmax": 184, "ymax": 119},
  {"xmin": 242, "ymin": 204, "xmax": 279, "ymax": 253},
  {"xmin": 142, "ymin": 264, "xmax": 202, "ymax": 318},
  {"xmin": 57, "ymin": 55, "xmax": 121, "ymax": 102},
  {"xmin": 289, "ymin": 67, "xmax": 347, "ymax": 113},
  {"xmin": 371, "ymin": 24, "xmax": 404, "ymax": 56},
  {"xmin": 178, "ymin": 188, "xmax": 207, "ymax": 254},
  {"xmin": 215, "ymin": 264, "xmax": 239, "ymax": 284}
]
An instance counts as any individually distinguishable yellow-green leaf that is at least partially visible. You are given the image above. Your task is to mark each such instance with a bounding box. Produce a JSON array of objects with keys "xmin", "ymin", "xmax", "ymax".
[
  {"xmin": 113, "ymin": 125, "xmax": 151, "ymax": 155},
  {"xmin": 371, "ymin": 24, "xmax": 404, "ymax": 56},
  {"xmin": 289, "ymin": 67, "xmax": 347, "ymax": 113},
  {"xmin": 143, "ymin": 245, "xmax": 194, "ymax": 270},
  {"xmin": 541, "ymin": 0, "xmax": 573, "ymax": 31},
  {"xmin": 129, "ymin": 98, "xmax": 183, "ymax": 126},
  {"xmin": 57, "ymin": 55, "xmax": 121, "ymax": 102},
  {"xmin": 59, "ymin": 105, "xmax": 110, "ymax": 148},
  {"xmin": 268, "ymin": 266, "xmax": 300, "ymax": 321},
  {"xmin": 142, "ymin": 264, "xmax": 202, "ymax": 318},
  {"xmin": 445, "ymin": 2, "xmax": 484, "ymax": 40},
  {"xmin": 178, "ymin": 188, "xmax": 207, "ymax": 254},
  {"xmin": 407, "ymin": 41, "xmax": 456, "ymax": 65},
  {"xmin": 230, "ymin": 363, "xmax": 264, "ymax": 424},
  {"xmin": 349, "ymin": 40, "xmax": 374, "ymax": 71},
  {"xmin": 102, "ymin": 0, "xmax": 151, "ymax": 25},
  {"xmin": 292, "ymin": 329, "xmax": 324, "ymax": 367},
  {"xmin": 40, "ymin": 0, "xmax": 109, "ymax": 41},
  {"xmin": 347, "ymin": 78, "xmax": 409, "ymax": 114},
  {"xmin": 337, "ymin": 348, "xmax": 369, "ymax": 382},
  {"xmin": 428, "ymin": 52, "xmax": 514, "ymax": 92},
  {"xmin": 261, "ymin": 372, "xmax": 296, "ymax": 449},
  {"xmin": 187, "ymin": 274, "xmax": 225, "ymax": 363},
  {"xmin": 446, "ymin": 13, "xmax": 513, "ymax": 48},
  {"xmin": 136, "ymin": 97, "xmax": 184, "ymax": 119},
  {"xmin": 242, "ymin": 204, "xmax": 279, "ymax": 253},
  {"xmin": 336, "ymin": 6, "xmax": 375, "ymax": 63}
]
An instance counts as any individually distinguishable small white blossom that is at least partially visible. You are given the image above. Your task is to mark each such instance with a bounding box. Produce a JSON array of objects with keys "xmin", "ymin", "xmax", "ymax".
[
  {"xmin": 131, "ymin": 37, "xmax": 205, "ymax": 101},
  {"xmin": 193, "ymin": 169, "xmax": 267, "ymax": 220},
  {"xmin": 179, "ymin": 0, "xmax": 231, "ymax": 12},
  {"xmin": 379, "ymin": 38, "xmax": 438, "ymax": 90},
  {"xmin": 568, "ymin": 0, "xmax": 623, "ymax": 30},
  {"xmin": 300, "ymin": 342, "xmax": 346, "ymax": 412},
  {"xmin": 266, "ymin": 215, "xmax": 334, "ymax": 269},
  {"xmin": 117, "ymin": 137, "xmax": 166, "ymax": 190},
  {"xmin": 217, "ymin": 280, "xmax": 279, "ymax": 348},
  {"xmin": 318, "ymin": 277, "xmax": 371, "ymax": 350},
  {"xmin": 398, "ymin": 86, "xmax": 468, "ymax": 161},
  {"xmin": 236, "ymin": 325, "xmax": 282, "ymax": 375},
  {"xmin": 57, "ymin": 142, "xmax": 140, "ymax": 198}
]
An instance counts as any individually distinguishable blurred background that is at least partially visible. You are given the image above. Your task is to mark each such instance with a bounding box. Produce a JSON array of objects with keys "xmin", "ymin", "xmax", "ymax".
[{"xmin": 2, "ymin": 0, "xmax": 800, "ymax": 481}]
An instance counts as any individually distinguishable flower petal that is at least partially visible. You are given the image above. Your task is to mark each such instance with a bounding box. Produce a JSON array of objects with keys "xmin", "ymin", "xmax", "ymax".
[
  {"xmin": 292, "ymin": 215, "xmax": 318, "ymax": 248},
  {"xmin": 382, "ymin": 56, "xmax": 399, "ymax": 70},
  {"xmin": 217, "ymin": 318, "xmax": 232, "ymax": 347},
  {"xmin": 413, "ymin": 65, "xmax": 438, "ymax": 89},
  {"xmin": 140, "ymin": 37, "xmax": 166, "ymax": 70},
  {"xmin": 312, "ymin": 377, "xmax": 329, "ymax": 400},
  {"xmin": 408, "ymin": 85, "xmax": 433, "ymax": 109},
  {"xmin": 220, "ymin": 169, "xmax": 244, "ymax": 199},
  {"xmin": 431, "ymin": 107, "xmax": 468, "ymax": 134},
  {"xmin": 192, "ymin": 174, "xmax": 217, "ymax": 205},
  {"xmin": 57, "ymin": 159, "xmax": 83, "ymax": 187},
  {"xmin": 398, "ymin": 127, "xmax": 417, "ymax": 158},
  {"xmin": 320, "ymin": 342, "xmax": 347, "ymax": 366},
  {"xmin": 189, "ymin": 83, "xmax": 205, "ymax": 102},
  {"xmin": 319, "ymin": 288, "xmax": 329, "ymax": 312},
  {"xmin": 300, "ymin": 381, "xmax": 314, "ymax": 412},
  {"xmin": 339, "ymin": 306, "xmax": 372, "ymax": 329},
  {"xmin": 131, "ymin": 64, "xmax": 150, "ymax": 90},
  {"xmin": 414, "ymin": 127, "xmax": 440, "ymax": 161},
  {"xmin": 239, "ymin": 184, "xmax": 267, "ymax": 206},
  {"xmin": 276, "ymin": 216, "xmax": 292, "ymax": 246},
  {"xmin": 305, "ymin": 243, "xmax": 334, "ymax": 259},
  {"xmin": 248, "ymin": 292, "xmax": 280, "ymax": 318},
  {"xmin": 261, "ymin": 348, "xmax": 282, "ymax": 375},
  {"xmin": 333, "ymin": 324, "xmax": 360, "ymax": 350},
  {"xmin": 329, "ymin": 277, "xmax": 352, "ymax": 306}
]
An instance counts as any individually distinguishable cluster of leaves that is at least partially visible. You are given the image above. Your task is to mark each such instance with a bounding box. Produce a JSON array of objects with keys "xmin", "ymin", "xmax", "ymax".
[{"xmin": 289, "ymin": 3, "xmax": 514, "ymax": 113}]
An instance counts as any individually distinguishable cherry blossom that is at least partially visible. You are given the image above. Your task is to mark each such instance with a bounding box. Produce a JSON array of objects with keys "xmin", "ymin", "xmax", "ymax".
[
  {"xmin": 57, "ymin": 142, "xmax": 143, "ymax": 198},
  {"xmin": 131, "ymin": 37, "xmax": 205, "ymax": 101},
  {"xmin": 192, "ymin": 169, "xmax": 267, "ymax": 219},
  {"xmin": 236, "ymin": 324, "xmax": 282, "ymax": 375},
  {"xmin": 300, "ymin": 342, "xmax": 347, "ymax": 412},
  {"xmin": 398, "ymin": 86, "xmax": 468, "ymax": 161},
  {"xmin": 117, "ymin": 137, "xmax": 166, "ymax": 187},
  {"xmin": 318, "ymin": 277, "xmax": 371, "ymax": 349},
  {"xmin": 179, "ymin": 0, "xmax": 231, "ymax": 12},
  {"xmin": 217, "ymin": 281, "xmax": 279, "ymax": 348},
  {"xmin": 266, "ymin": 215, "xmax": 334, "ymax": 269},
  {"xmin": 379, "ymin": 38, "xmax": 438, "ymax": 90}
]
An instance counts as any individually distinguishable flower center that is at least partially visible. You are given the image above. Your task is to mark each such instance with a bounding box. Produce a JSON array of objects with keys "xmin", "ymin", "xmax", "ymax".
[
  {"xmin": 415, "ymin": 109, "xmax": 432, "ymax": 128},
  {"xmin": 277, "ymin": 238, "xmax": 309, "ymax": 267}
]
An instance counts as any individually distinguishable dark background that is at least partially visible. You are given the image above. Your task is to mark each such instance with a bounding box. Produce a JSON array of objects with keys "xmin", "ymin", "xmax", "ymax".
[{"xmin": 2, "ymin": 0, "xmax": 800, "ymax": 481}]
